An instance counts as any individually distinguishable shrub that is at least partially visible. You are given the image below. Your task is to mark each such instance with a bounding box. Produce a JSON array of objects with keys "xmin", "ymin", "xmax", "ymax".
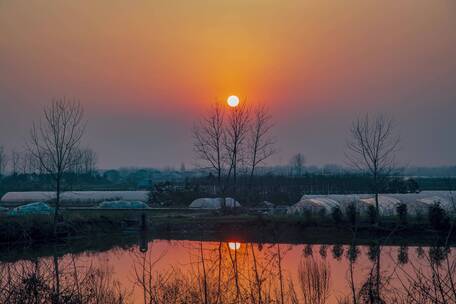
[
  {"xmin": 367, "ymin": 205, "xmax": 377, "ymax": 225},
  {"xmin": 346, "ymin": 203, "xmax": 358, "ymax": 226},
  {"xmin": 304, "ymin": 210, "xmax": 313, "ymax": 224},
  {"xmin": 317, "ymin": 208, "xmax": 327, "ymax": 221},
  {"xmin": 149, "ymin": 182, "xmax": 204, "ymax": 207},
  {"xmin": 331, "ymin": 207, "xmax": 343, "ymax": 224},
  {"xmin": 428, "ymin": 202, "xmax": 450, "ymax": 231},
  {"xmin": 415, "ymin": 209, "xmax": 423, "ymax": 223},
  {"xmin": 396, "ymin": 203, "xmax": 408, "ymax": 226}
]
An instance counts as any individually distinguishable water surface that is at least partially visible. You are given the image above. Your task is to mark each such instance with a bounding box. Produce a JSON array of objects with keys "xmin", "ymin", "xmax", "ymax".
[{"xmin": 0, "ymin": 237, "xmax": 454, "ymax": 303}]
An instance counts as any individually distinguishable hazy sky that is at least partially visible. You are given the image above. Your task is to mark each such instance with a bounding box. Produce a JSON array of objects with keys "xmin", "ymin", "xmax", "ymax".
[{"xmin": 1, "ymin": 1, "xmax": 455, "ymax": 169}]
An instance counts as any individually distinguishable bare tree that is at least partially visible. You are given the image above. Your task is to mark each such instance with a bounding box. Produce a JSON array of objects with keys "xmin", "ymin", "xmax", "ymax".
[
  {"xmin": 248, "ymin": 104, "xmax": 275, "ymax": 183},
  {"xmin": 9, "ymin": 150, "xmax": 41, "ymax": 175},
  {"xmin": 71, "ymin": 147, "xmax": 98, "ymax": 175},
  {"xmin": 193, "ymin": 102, "xmax": 226, "ymax": 186},
  {"xmin": 224, "ymin": 101, "xmax": 250, "ymax": 187},
  {"xmin": 346, "ymin": 114, "xmax": 399, "ymax": 222},
  {"xmin": 28, "ymin": 98, "xmax": 85, "ymax": 233},
  {"xmin": 18, "ymin": 151, "xmax": 40, "ymax": 174},
  {"xmin": 0, "ymin": 146, "xmax": 7, "ymax": 176},
  {"xmin": 290, "ymin": 153, "xmax": 306, "ymax": 177},
  {"xmin": 10, "ymin": 150, "xmax": 20, "ymax": 175},
  {"xmin": 82, "ymin": 148, "xmax": 97, "ymax": 175}
]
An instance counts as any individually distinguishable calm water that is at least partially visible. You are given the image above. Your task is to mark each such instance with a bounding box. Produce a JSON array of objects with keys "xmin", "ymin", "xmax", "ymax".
[{"xmin": 0, "ymin": 237, "xmax": 455, "ymax": 303}]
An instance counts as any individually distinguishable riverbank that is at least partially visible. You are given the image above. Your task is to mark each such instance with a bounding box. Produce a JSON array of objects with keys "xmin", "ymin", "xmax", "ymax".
[{"xmin": 0, "ymin": 209, "xmax": 454, "ymax": 249}]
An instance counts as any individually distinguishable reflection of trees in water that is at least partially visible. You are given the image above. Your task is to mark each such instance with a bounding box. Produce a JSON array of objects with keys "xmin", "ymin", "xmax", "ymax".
[
  {"xmin": 130, "ymin": 240, "xmax": 456, "ymax": 304},
  {"xmin": 397, "ymin": 246, "xmax": 408, "ymax": 265},
  {"xmin": 3, "ymin": 240, "xmax": 454, "ymax": 304},
  {"xmin": 304, "ymin": 244, "xmax": 313, "ymax": 257},
  {"xmin": 131, "ymin": 241, "xmax": 332, "ymax": 304},
  {"xmin": 416, "ymin": 246, "xmax": 425, "ymax": 259},
  {"xmin": 338, "ymin": 243, "xmax": 456, "ymax": 304},
  {"xmin": 332, "ymin": 244, "xmax": 344, "ymax": 261},
  {"xmin": 319, "ymin": 245, "xmax": 328, "ymax": 259},
  {"xmin": 294, "ymin": 257, "xmax": 331, "ymax": 304},
  {"xmin": 360, "ymin": 242, "xmax": 386, "ymax": 303},
  {"xmin": 367, "ymin": 244, "xmax": 380, "ymax": 262},
  {"xmin": 394, "ymin": 246, "xmax": 456, "ymax": 304},
  {"xmin": 0, "ymin": 254, "xmax": 128, "ymax": 303},
  {"xmin": 357, "ymin": 258, "xmax": 385, "ymax": 304},
  {"xmin": 347, "ymin": 245, "xmax": 360, "ymax": 263}
]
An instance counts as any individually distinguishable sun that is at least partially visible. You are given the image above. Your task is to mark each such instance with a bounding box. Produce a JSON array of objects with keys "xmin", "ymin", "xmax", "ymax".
[{"xmin": 227, "ymin": 95, "xmax": 240, "ymax": 107}]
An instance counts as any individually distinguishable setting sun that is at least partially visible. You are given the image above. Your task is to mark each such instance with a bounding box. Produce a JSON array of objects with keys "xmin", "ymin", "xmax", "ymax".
[{"xmin": 227, "ymin": 95, "xmax": 240, "ymax": 108}]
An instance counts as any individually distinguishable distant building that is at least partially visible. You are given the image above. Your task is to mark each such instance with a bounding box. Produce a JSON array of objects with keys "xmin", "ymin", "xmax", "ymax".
[{"xmin": 0, "ymin": 191, "xmax": 149, "ymax": 207}]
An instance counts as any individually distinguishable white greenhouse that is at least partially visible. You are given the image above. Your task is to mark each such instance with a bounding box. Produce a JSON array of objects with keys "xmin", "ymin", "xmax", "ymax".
[
  {"xmin": 287, "ymin": 198, "xmax": 340, "ymax": 215},
  {"xmin": 189, "ymin": 197, "xmax": 241, "ymax": 209},
  {"xmin": 1, "ymin": 191, "xmax": 149, "ymax": 206},
  {"xmin": 98, "ymin": 200, "xmax": 150, "ymax": 209},
  {"xmin": 8, "ymin": 202, "xmax": 54, "ymax": 216},
  {"xmin": 289, "ymin": 191, "xmax": 455, "ymax": 216}
]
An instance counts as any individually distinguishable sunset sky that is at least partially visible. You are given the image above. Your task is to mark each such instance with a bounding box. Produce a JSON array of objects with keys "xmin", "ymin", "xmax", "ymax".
[{"xmin": 1, "ymin": 1, "xmax": 455, "ymax": 168}]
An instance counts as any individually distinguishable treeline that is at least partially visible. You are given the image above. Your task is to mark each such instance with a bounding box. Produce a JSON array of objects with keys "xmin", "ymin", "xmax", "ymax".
[
  {"xmin": 149, "ymin": 174, "xmax": 446, "ymax": 207},
  {"xmin": 2, "ymin": 166, "xmax": 455, "ymax": 206}
]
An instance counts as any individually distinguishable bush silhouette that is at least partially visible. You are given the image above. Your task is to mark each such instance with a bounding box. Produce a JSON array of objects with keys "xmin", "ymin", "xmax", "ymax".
[
  {"xmin": 346, "ymin": 203, "xmax": 358, "ymax": 226},
  {"xmin": 367, "ymin": 205, "xmax": 377, "ymax": 224},
  {"xmin": 396, "ymin": 203, "xmax": 408, "ymax": 226},
  {"xmin": 428, "ymin": 202, "xmax": 450, "ymax": 231},
  {"xmin": 331, "ymin": 206, "xmax": 343, "ymax": 224}
]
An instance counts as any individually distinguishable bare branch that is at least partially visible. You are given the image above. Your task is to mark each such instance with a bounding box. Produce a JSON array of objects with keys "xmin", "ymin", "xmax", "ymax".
[
  {"xmin": 247, "ymin": 104, "xmax": 275, "ymax": 180},
  {"xmin": 27, "ymin": 98, "xmax": 86, "ymax": 230},
  {"xmin": 346, "ymin": 114, "xmax": 400, "ymax": 220}
]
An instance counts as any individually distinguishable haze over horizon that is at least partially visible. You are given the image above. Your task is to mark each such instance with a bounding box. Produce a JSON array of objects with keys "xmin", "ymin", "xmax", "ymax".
[{"xmin": 1, "ymin": 1, "xmax": 455, "ymax": 169}]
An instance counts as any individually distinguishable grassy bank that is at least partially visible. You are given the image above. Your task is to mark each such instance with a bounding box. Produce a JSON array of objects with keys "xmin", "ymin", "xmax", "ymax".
[{"xmin": 0, "ymin": 208, "xmax": 454, "ymax": 247}]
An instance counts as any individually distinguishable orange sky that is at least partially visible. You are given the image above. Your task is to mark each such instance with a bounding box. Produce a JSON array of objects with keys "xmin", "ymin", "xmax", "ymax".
[{"xmin": 1, "ymin": 1, "xmax": 456, "ymax": 167}]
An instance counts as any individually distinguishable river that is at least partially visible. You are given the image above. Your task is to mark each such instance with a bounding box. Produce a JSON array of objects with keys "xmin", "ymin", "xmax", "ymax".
[{"xmin": 0, "ymin": 235, "xmax": 454, "ymax": 303}]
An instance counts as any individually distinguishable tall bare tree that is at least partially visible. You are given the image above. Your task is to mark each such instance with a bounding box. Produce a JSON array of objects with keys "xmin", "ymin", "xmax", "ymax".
[
  {"xmin": 10, "ymin": 150, "xmax": 20, "ymax": 175},
  {"xmin": 193, "ymin": 102, "xmax": 225, "ymax": 186},
  {"xmin": 290, "ymin": 153, "xmax": 305, "ymax": 177},
  {"xmin": 71, "ymin": 147, "xmax": 98, "ymax": 175},
  {"xmin": 0, "ymin": 146, "xmax": 7, "ymax": 176},
  {"xmin": 28, "ymin": 98, "xmax": 85, "ymax": 232},
  {"xmin": 248, "ymin": 104, "xmax": 275, "ymax": 182},
  {"xmin": 18, "ymin": 151, "xmax": 39, "ymax": 174},
  {"xmin": 346, "ymin": 114, "xmax": 399, "ymax": 222},
  {"xmin": 224, "ymin": 101, "xmax": 250, "ymax": 187},
  {"xmin": 81, "ymin": 148, "xmax": 97, "ymax": 175}
]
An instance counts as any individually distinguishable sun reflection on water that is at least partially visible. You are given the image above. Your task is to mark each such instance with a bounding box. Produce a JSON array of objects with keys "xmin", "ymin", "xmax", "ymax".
[{"xmin": 228, "ymin": 242, "xmax": 241, "ymax": 250}]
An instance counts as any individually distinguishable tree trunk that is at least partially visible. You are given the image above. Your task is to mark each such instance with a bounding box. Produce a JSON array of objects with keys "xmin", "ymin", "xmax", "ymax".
[
  {"xmin": 374, "ymin": 173, "xmax": 380, "ymax": 225},
  {"xmin": 53, "ymin": 254, "xmax": 60, "ymax": 303},
  {"xmin": 54, "ymin": 177, "xmax": 60, "ymax": 237},
  {"xmin": 233, "ymin": 154, "xmax": 237, "ymax": 188},
  {"xmin": 376, "ymin": 250, "xmax": 381, "ymax": 300},
  {"xmin": 375, "ymin": 192, "xmax": 379, "ymax": 223}
]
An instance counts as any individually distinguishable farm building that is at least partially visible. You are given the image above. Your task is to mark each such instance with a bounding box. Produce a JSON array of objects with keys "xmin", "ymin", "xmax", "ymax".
[
  {"xmin": 289, "ymin": 191, "xmax": 455, "ymax": 216},
  {"xmin": 8, "ymin": 202, "xmax": 54, "ymax": 216},
  {"xmin": 287, "ymin": 197, "xmax": 340, "ymax": 215},
  {"xmin": 98, "ymin": 200, "xmax": 150, "ymax": 209},
  {"xmin": 189, "ymin": 197, "xmax": 241, "ymax": 209},
  {"xmin": 0, "ymin": 191, "xmax": 149, "ymax": 207}
]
